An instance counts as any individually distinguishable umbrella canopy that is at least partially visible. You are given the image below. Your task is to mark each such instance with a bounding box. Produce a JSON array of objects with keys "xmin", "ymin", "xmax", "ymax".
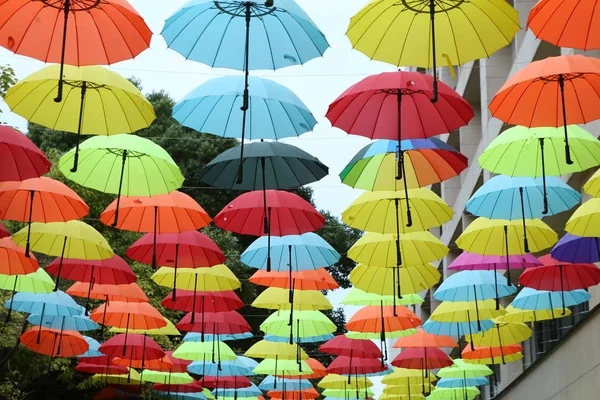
[
  {"xmin": 382, "ymin": 367, "xmax": 438, "ymax": 385},
  {"xmin": 67, "ymin": 282, "xmax": 149, "ymax": 313},
  {"xmin": 584, "ymin": 168, "xmax": 600, "ymax": 197},
  {"xmin": 462, "ymin": 345, "xmax": 523, "ymax": 365},
  {"xmin": 511, "ymin": 287, "xmax": 590, "ymax": 311},
  {"xmin": 176, "ymin": 310, "xmax": 251, "ymax": 335},
  {"xmin": 268, "ymin": 388, "xmax": 320, "ymax": 400},
  {"xmin": 152, "ymin": 381, "xmax": 204, "ymax": 393},
  {"xmin": 253, "ymin": 288, "xmax": 331, "ymax": 311},
  {"xmin": 346, "ymin": 0, "xmax": 519, "ymax": 100},
  {"xmin": 319, "ymin": 335, "xmax": 383, "ymax": 359},
  {"xmin": 346, "ymin": 306, "xmax": 421, "ymax": 333},
  {"xmin": 429, "ymin": 387, "xmax": 480, "ymax": 400},
  {"xmin": 437, "ymin": 359, "xmax": 493, "ymax": 379},
  {"xmin": 566, "ymin": 198, "xmax": 600, "ymax": 237},
  {"xmin": 448, "ymin": 252, "xmax": 541, "ymax": 271},
  {"xmin": 100, "ymin": 333, "xmax": 165, "ymax": 360},
  {"xmin": 185, "ymin": 332, "xmax": 253, "ymax": 342},
  {"xmin": 162, "ymin": 290, "xmax": 243, "ymax": 313},
  {"xmin": 318, "ymin": 374, "xmax": 373, "ymax": 390},
  {"xmin": 0, "ymin": 126, "xmax": 50, "ymax": 182},
  {"xmin": 327, "ymin": 356, "xmax": 388, "ymax": 375},
  {"xmin": 467, "ymin": 321, "xmax": 532, "ymax": 347},
  {"xmin": 142, "ymin": 371, "xmax": 194, "ymax": 385},
  {"xmin": 0, "ymin": 237, "xmax": 40, "ymax": 275},
  {"xmin": 259, "ymin": 376, "xmax": 312, "ymax": 391},
  {"xmin": 113, "ymin": 354, "xmax": 174, "ymax": 370},
  {"xmin": 350, "ymin": 263, "xmax": 441, "ymax": 297},
  {"xmin": 340, "ymin": 138, "xmax": 468, "ymax": 191},
  {"xmin": 393, "ymin": 329, "xmax": 458, "ymax": 349},
  {"xmin": 281, "ymin": 358, "xmax": 327, "ymax": 380},
  {"xmin": 20, "ymin": 327, "xmax": 88, "ymax": 357},
  {"xmin": 188, "ymin": 355, "xmax": 257, "ymax": 377},
  {"xmin": 383, "ymin": 383, "xmax": 435, "ymax": 395},
  {"xmin": 253, "ymin": 358, "xmax": 314, "ymax": 377},
  {"xmin": 0, "ymin": 222, "xmax": 8, "ymax": 238},
  {"xmin": 47, "ymin": 255, "xmax": 136, "ymax": 285},
  {"xmin": 551, "ymin": 234, "xmax": 600, "ymax": 264},
  {"xmin": 422, "ymin": 320, "xmax": 494, "ymax": 340},
  {"xmin": 348, "ymin": 231, "xmax": 448, "ymax": 268},
  {"xmin": 127, "ymin": 231, "xmax": 225, "ymax": 268},
  {"xmin": 6, "ymin": 291, "xmax": 82, "ymax": 317},
  {"xmin": 76, "ymin": 362, "xmax": 129, "ymax": 375},
  {"xmin": 78, "ymin": 336, "xmax": 103, "ymax": 359},
  {"xmin": 90, "ymin": 301, "xmax": 167, "ymax": 331},
  {"xmin": 391, "ymin": 347, "xmax": 453, "ymax": 370},
  {"xmin": 436, "ymin": 377, "xmax": 489, "ymax": 388},
  {"xmin": 27, "ymin": 314, "xmax": 99, "ymax": 332},
  {"xmin": 429, "ymin": 301, "xmax": 506, "ymax": 323},
  {"xmin": 260, "ymin": 310, "xmax": 337, "ymax": 342},
  {"xmin": 202, "ymin": 376, "xmax": 253, "ymax": 390},
  {"xmin": 499, "ymin": 305, "xmax": 572, "ymax": 324},
  {"xmin": 249, "ymin": 268, "xmax": 339, "ymax": 291},
  {"xmin": 265, "ymin": 333, "xmax": 335, "ymax": 344},
  {"xmin": 173, "ymin": 341, "xmax": 237, "ymax": 362},
  {"xmin": 342, "ymin": 289, "xmax": 423, "ymax": 307},
  {"xmin": 152, "ymin": 265, "xmax": 241, "ymax": 292},
  {"xmin": 110, "ymin": 319, "xmax": 181, "ymax": 337},
  {"xmin": 174, "ymin": 76, "xmax": 317, "ymax": 141}
]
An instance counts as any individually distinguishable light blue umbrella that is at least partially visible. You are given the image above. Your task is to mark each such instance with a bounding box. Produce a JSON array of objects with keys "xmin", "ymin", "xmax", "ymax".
[
  {"xmin": 422, "ymin": 320, "xmax": 494, "ymax": 342},
  {"xmin": 466, "ymin": 175, "xmax": 580, "ymax": 252},
  {"xmin": 241, "ymin": 233, "xmax": 340, "ymax": 272},
  {"xmin": 5, "ymin": 291, "xmax": 82, "ymax": 318},
  {"xmin": 435, "ymin": 270, "xmax": 516, "ymax": 314},
  {"xmin": 512, "ymin": 287, "xmax": 590, "ymax": 311},
  {"xmin": 27, "ymin": 313, "xmax": 99, "ymax": 332},
  {"xmin": 259, "ymin": 375, "xmax": 312, "ymax": 391},
  {"xmin": 173, "ymin": 76, "xmax": 317, "ymax": 140},
  {"xmin": 213, "ymin": 382, "xmax": 262, "ymax": 398},
  {"xmin": 184, "ymin": 332, "xmax": 253, "ymax": 342},
  {"xmin": 437, "ymin": 377, "xmax": 489, "ymax": 388},
  {"xmin": 188, "ymin": 356, "xmax": 257, "ymax": 376},
  {"xmin": 264, "ymin": 333, "xmax": 334, "ymax": 343},
  {"xmin": 78, "ymin": 336, "xmax": 103, "ymax": 358}
]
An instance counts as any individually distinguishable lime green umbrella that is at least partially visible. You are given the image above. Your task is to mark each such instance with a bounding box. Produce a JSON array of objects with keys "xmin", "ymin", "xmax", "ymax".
[
  {"xmin": 0, "ymin": 268, "xmax": 54, "ymax": 294},
  {"xmin": 141, "ymin": 371, "xmax": 194, "ymax": 385},
  {"xmin": 253, "ymin": 358, "xmax": 313, "ymax": 377},
  {"xmin": 58, "ymin": 134, "xmax": 184, "ymax": 225},
  {"xmin": 260, "ymin": 310, "xmax": 336, "ymax": 344},
  {"xmin": 342, "ymin": 288, "xmax": 423, "ymax": 307},
  {"xmin": 173, "ymin": 341, "xmax": 237, "ymax": 362},
  {"xmin": 429, "ymin": 387, "xmax": 480, "ymax": 400},
  {"xmin": 347, "ymin": 328, "xmax": 417, "ymax": 340},
  {"xmin": 479, "ymin": 125, "xmax": 600, "ymax": 214},
  {"xmin": 323, "ymin": 388, "xmax": 375, "ymax": 398},
  {"xmin": 437, "ymin": 359, "xmax": 493, "ymax": 379}
]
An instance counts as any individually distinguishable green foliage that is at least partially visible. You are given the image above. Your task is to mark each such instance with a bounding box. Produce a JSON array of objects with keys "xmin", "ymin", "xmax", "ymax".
[{"xmin": 0, "ymin": 64, "xmax": 17, "ymax": 125}]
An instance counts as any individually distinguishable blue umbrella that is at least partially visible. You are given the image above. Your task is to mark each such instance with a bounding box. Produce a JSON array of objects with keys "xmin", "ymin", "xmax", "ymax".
[
  {"xmin": 466, "ymin": 175, "xmax": 580, "ymax": 252},
  {"xmin": 259, "ymin": 375, "xmax": 312, "ymax": 391},
  {"xmin": 162, "ymin": 0, "xmax": 328, "ymax": 182},
  {"xmin": 173, "ymin": 76, "xmax": 317, "ymax": 140},
  {"xmin": 512, "ymin": 287, "xmax": 590, "ymax": 312},
  {"xmin": 434, "ymin": 270, "xmax": 516, "ymax": 315},
  {"xmin": 551, "ymin": 233, "xmax": 600, "ymax": 264},
  {"xmin": 264, "ymin": 333, "xmax": 334, "ymax": 343},
  {"xmin": 153, "ymin": 392, "xmax": 207, "ymax": 400},
  {"xmin": 27, "ymin": 313, "xmax": 99, "ymax": 332},
  {"xmin": 5, "ymin": 291, "xmax": 81, "ymax": 320},
  {"xmin": 422, "ymin": 320, "xmax": 494, "ymax": 342},
  {"xmin": 184, "ymin": 332, "xmax": 253, "ymax": 342},
  {"xmin": 188, "ymin": 356, "xmax": 257, "ymax": 376},
  {"xmin": 78, "ymin": 336, "xmax": 103, "ymax": 358},
  {"xmin": 213, "ymin": 382, "xmax": 262, "ymax": 398},
  {"xmin": 437, "ymin": 377, "xmax": 489, "ymax": 388}
]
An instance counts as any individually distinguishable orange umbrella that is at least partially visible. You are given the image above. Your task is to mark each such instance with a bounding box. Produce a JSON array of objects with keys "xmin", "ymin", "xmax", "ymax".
[
  {"xmin": 462, "ymin": 344, "xmax": 523, "ymax": 365},
  {"xmin": 489, "ymin": 54, "xmax": 600, "ymax": 164},
  {"xmin": 268, "ymin": 388, "xmax": 320, "ymax": 400},
  {"xmin": 249, "ymin": 268, "xmax": 339, "ymax": 290},
  {"xmin": 100, "ymin": 191, "xmax": 211, "ymax": 268},
  {"xmin": 67, "ymin": 282, "xmax": 149, "ymax": 310},
  {"xmin": 0, "ymin": 237, "xmax": 40, "ymax": 275},
  {"xmin": 90, "ymin": 301, "xmax": 166, "ymax": 338},
  {"xmin": 278, "ymin": 358, "xmax": 327, "ymax": 380},
  {"xmin": 527, "ymin": 0, "xmax": 600, "ymax": 51},
  {"xmin": 0, "ymin": 177, "xmax": 89, "ymax": 256},
  {"xmin": 112, "ymin": 354, "xmax": 174, "ymax": 371},
  {"xmin": 393, "ymin": 328, "xmax": 458, "ymax": 349},
  {"xmin": 0, "ymin": 0, "xmax": 151, "ymax": 101},
  {"xmin": 20, "ymin": 327, "xmax": 88, "ymax": 357}
]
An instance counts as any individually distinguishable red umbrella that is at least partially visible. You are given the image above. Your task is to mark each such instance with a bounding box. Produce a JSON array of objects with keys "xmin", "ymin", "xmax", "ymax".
[
  {"xmin": 0, "ymin": 237, "xmax": 40, "ymax": 275},
  {"xmin": 162, "ymin": 290, "xmax": 243, "ymax": 313},
  {"xmin": 113, "ymin": 354, "xmax": 174, "ymax": 370},
  {"xmin": 0, "ymin": 126, "xmax": 51, "ymax": 182},
  {"xmin": 20, "ymin": 327, "xmax": 88, "ymax": 357},
  {"xmin": 519, "ymin": 254, "xmax": 600, "ymax": 312},
  {"xmin": 391, "ymin": 347, "xmax": 453, "ymax": 370},
  {"xmin": 75, "ymin": 362, "xmax": 129, "ymax": 375},
  {"xmin": 279, "ymin": 358, "xmax": 327, "ymax": 380},
  {"xmin": 152, "ymin": 381, "xmax": 204, "ymax": 393},
  {"xmin": 176, "ymin": 310, "xmax": 251, "ymax": 336},
  {"xmin": 326, "ymin": 355, "xmax": 388, "ymax": 376},
  {"xmin": 165, "ymin": 351, "xmax": 192, "ymax": 373},
  {"xmin": 269, "ymin": 389, "xmax": 320, "ymax": 400},
  {"xmin": 77, "ymin": 354, "xmax": 114, "ymax": 365},
  {"xmin": 202, "ymin": 376, "xmax": 252, "ymax": 389},
  {"xmin": 0, "ymin": 222, "xmax": 9, "ymax": 238},
  {"xmin": 320, "ymin": 335, "xmax": 384, "ymax": 383},
  {"xmin": 250, "ymin": 268, "xmax": 339, "ymax": 291},
  {"xmin": 46, "ymin": 255, "xmax": 136, "ymax": 285},
  {"xmin": 99, "ymin": 333, "xmax": 165, "ymax": 362}
]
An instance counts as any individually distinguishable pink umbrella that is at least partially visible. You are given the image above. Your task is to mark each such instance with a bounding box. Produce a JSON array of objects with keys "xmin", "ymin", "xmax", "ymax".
[{"xmin": 449, "ymin": 252, "xmax": 541, "ymax": 271}]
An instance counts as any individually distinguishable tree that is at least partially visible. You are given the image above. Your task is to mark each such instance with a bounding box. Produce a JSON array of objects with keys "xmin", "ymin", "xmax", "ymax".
[{"xmin": 0, "ymin": 64, "xmax": 17, "ymax": 125}]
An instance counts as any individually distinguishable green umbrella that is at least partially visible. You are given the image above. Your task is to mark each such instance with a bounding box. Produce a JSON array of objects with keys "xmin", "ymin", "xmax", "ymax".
[
  {"xmin": 0, "ymin": 268, "xmax": 54, "ymax": 294},
  {"xmin": 59, "ymin": 134, "xmax": 184, "ymax": 225},
  {"xmin": 341, "ymin": 288, "xmax": 424, "ymax": 307},
  {"xmin": 479, "ymin": 125, "xmax": 600, "ymax": 214},
  {"xmin": 428, "ymin": 387, "xmax": 480, "ymax": 400},
  {"xmin": 437, "ymin": 359, "xmax": 493, "ymax": 379}
]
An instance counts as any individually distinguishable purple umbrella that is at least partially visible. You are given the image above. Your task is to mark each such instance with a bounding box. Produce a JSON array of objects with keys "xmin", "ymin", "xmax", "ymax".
[
  {"xmin": 551, "ymin": 234, "xmax": 600, "ymax": 264},
  {"xmin": 449, "ymin": 252, "xmax": 541, "ymax": 271}
]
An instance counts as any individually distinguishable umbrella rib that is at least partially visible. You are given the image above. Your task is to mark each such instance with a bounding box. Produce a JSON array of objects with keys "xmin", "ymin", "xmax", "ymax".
[
  {"xmin": 107, "ymin": 87, "xmax": 135, "ymax": 134},
  {"xmin": 260, "ymin": 98, "xmax": 279, "ymax": 139},
  {"xmin": 209, "ymin": 15, "xmax": 236, "ymax": 68},
  {"xmin": 577, "ymin": 76, "xmax": 600, "ymax": 123},
  {"xmin": 102, "ymin": 5, "xmax": 138, "ymax": 60},
  {"xmin": 468, "ymin": 0, "xmax": 518, "ymax": 47}
]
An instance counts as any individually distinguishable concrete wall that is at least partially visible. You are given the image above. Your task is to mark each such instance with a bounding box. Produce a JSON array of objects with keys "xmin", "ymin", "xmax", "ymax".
[{"xmin": 495, "ymin": 307, "xmax": 600, "ymax": 400}]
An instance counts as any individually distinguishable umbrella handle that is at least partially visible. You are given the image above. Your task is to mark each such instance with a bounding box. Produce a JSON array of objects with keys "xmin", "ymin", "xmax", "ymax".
[
  {"xmin": 519, "ymin": 187, "xmax": 530, "ymax": 254},
  {"xmin": 53, "ymin": 0, "xmax": 71, "ymax": 103},
  {"xmin": 558, "ymin": 75, "xmax": 573, "ymax": 165},
  {"xmin": 25, "ymin": 191, "xmax": 35, "ymax": 258},
  {"xmin": 111, "ymin": 150, "xmax": 128, "ymax": 227},
  {"xmin": 70, "ymin": 81, "xmax": 87, "ymax": 173},
  {"xmin": 429, "ymin": 0, "xmax": 438, "ymax": 103},
  {"xmin": 266, "ymin": 207, "xmax": 272, "ymax": 272},
  {"xmin": 539, "ymin": 138, "xmax": 549, "ymax": 215},
  {"xmin": 235, "ymin": 4, "xmax": 252, "ymax": 185},
  {"xmin": 54, "ymin": 236, "xmax": 68, "ymax": 292}
]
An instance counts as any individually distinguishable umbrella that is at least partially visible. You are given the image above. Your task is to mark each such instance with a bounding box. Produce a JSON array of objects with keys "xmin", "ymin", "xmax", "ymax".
[
  {"xmin": 20, "ymin": 327, "xmax": 88, "ymax": 357},
  {"xmin": 393, "ymin": 329, "xmax": 458, "ymax": 349},
  {"xmin": 391, "ymin": 349, "xmax": 452, "ymax": 391},
  {"xmin": 5, "ymin": 66, "xmax": 155, "ymax": 170},
  {"xmin": 92, "ymin": 369, "xmax": 144, "ymax": 385},
  {"xmin": 0, "ymin": 223, "xmax": 8, "ymax": 238},
  {"xmin": 0, "ymin": 0, "xmax": 150, "ymax": 101},
  {"xmin": 350, "ymin": 263, "xmax": 441, "ymax": 298},
  {"xmin": 383, "ymin": 383, "xmax": 435, "ymax": 395},
  {"xmin": 90, "ymin": 301, "xmax": 167, "ymax": 338},
  {"xmin": 0, "ymin": 177, "xmax": 90, "ymax": 256},
  {"xmin": 436, "ymin": 377, "xmax": 489, "ymax": 388},
  {"xmin": 268, "ymin": 388, "xmax": 320, "ymax": 400},
  {"xmin": 466, "ymin": 321, "xmax": 531, "ymax": 348},
  {"xmin": 142, "ymin": 371, "xmax": 194, "ymax": 385},
  {"xmin": 320, "ymin": 336, "xmax": 383, "ymax": 380},
  {"xmin": 323, "ymin": 388, "xmax": 374, "ymax": 399},
  {"xmin": 100, "ymin": 333, "xmax": 165, "ymax": 364},
  {"xmin": 174, "ymin": 76, "xmax": 317, "ymax": 142},
  {"xmin": 437, "ymin": 359, "xmax": 493, "ymax": 379},
  {"xmin": 27, "ymin": 314, "xmax": 99, "ymax": 332},
  {"xmin": 551, "ymin": 234, "xmax": 600, "ymax": 264},
  {"xmin": 162, "ymin": 290, "xmax": 243, "ymax": 313},
  {"xmin": 342, "ymin": 289, "xmax": 423, "ymax": 307},
  {"xmin": 260, "ymin": 310, "xmax": 337, "ymax": 345},
  {"xmin": 448, "ymin": 252, "xmax": 541, "ymax": 271},
  {"xmin": 0, "ymin": 237, "xmax": 40, "ymax": 275},
  {"xmin": 382, "ymin": 367, "xmax": 438, "ymax": 386},
  {"xmin": 346, "ymin": 1, "xmax": 519, "ymax": 101},
  {"xmin": 46, "ymin": 254, "xmax": 136, "ymax": 285},
  {"xmin": 327, "ymin": 356, "xmax": 388, "ymax": 376},
  {"xmin": 429, "ymin": 301, "xmax": 506, "ymax": 326},
  {"xmin": 127, "ymin": 230, "xmax": 225, "ymax": 272},
  {"xmin": 422, "ymin": 320, "xmax": 494, "ymax": 342},
  {"xmin": 0, "ymin": 126, "xmax": 51, "ymax": 182},
  {"xmin": 565, "ymin": 198, "xmax": 600, "ymax": 237},
  {"xmin": 339, "ymin": 138, "xmax": 468, "ymax": 191},
  {"xmin": 462, "ymin": 344, "xmax": 523, "ymax": 365},
  {"xmin": 173, "ymin": 341, "xmax": 237, "ymax": 363},
  {"xmin": 110, "ymin": 318, "xmax": 181, "ymax": 337},
  {"xmin": 499, "ymin": 305, "xmax": 572, "ymax": 324},
  {"xmin": 455, "ymin": 217, "xmax": 558, "ymax": 283},
  {"xmin": 511, "ymin": 287, "xmax": 590, "ymax": 314},
  {"xmin": 584, "ymin": 169, "xmax": 600, "ymax": 197},
  {"xmin": 253, "ymin": 288, "xmax": 331, "ymax": 311},
  {"xmin": 259, "ymin": 376, "xmax": 312, "ymax": 391},
  {"xmin": 212, "ymin": 383, "xmax": 262, "ymax": 399},
  {"xmin": 249, "ymin": 268, "xmax": 339, "ymax": 291},
  {"xmin": 318, "ymin": 374, "xmax": 373, "ymax": 390},
  {"xmin": 5, "ymin": 291, "xmax": 81, "ymax": 327},
  {"xmin": 67, "ymin": 282, "xmax": 148, "ymax": 314},
  {"xmin": 185, "ymin": 332, "xmax": 253, "ymax": 342},
  {"xmin": 100, "ymin": 191, "xmax": 211, "ymax": 267},
  {"xmin": 188, "ymin": 356, "xmax": 257, "ymax": 377},
  {"xmin": 280, "ymin": 358, "xmax": 327, "ymax": 380},
  {"xmin": 12, "ymin": 220, "xmax": 114, "ymax": 290},
  {"xmin": 162, "ymin": 0, "xmax": 328, "ymax": 179},
  {"xmin": 478, "ymin": 126, "xmax": 600, "ymax": 214},
  {"xmin": 434, "ymin": 270, "xmax": 516, "ymax": 312},
  {"xmin": 78, "ymin": 336, "xmax": 103, "ymax": 359},
  {"xmin": 176, "ymin": 310, "xmax": 251, "ymax": 335},
  {"xmin": 429, "ymin": 387, "xmax": 480, "ymax": 400},
  {"xmin": 152, "ymin": 381, "xmax": 204, "ymax": 393},
  {"xmin": 75, "ymin": 362, "xmax": 129, "ymax": 376},
  {"xmin": 61, "ymin": 134, "xmax": 184, "ymax": 225},
  {"xmin": 519, "ymin": 255, "xmax": 600, "ymax": 312},
  {"xmin": 489, "ymin": 55, "xmax": 600, "ymax": 164},
  {"xmin": 466, "ymin": 175, "xmax": 580, "ymax": 251}
]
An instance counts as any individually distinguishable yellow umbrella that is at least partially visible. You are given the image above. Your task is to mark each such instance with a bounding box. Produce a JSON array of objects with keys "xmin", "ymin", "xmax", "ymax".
[
  {"xmin": 318, "ymin": 374, "xmax": 373, "ymax": 390},
  {"xmin": 341, "ymin": 288, "xmax": 424, "ymax": 307},
  {"xmin": 384, "ymin": 384, "xmax": 435, "ymax": 395},
  {"xmin": 463, "ymin": 352, "xmax": 523, "ymax": 365},
  {"xmin": 151, "ymin": 265, "xmax": 241, "ymax": 291},
  {"xmin": 141, "ymin": 371, "xmax": 194, "ymax": 385},
  {"xmin": 342, "ymin": 189, "xmax": 453, "ymax": 234},
  {"xmin": 566, "ymin": 198, "xmax": 600, "ymax": 237},
  {"xmin": 429, "ymin": 301, "xmax": 506, "ymax": 324},
  {"xmin": 252, "ymin": 287, "xmax": 331, "ymax": 311},
  {"xmin": 4, "ymin": 65, "xmax": 155, "ymax": 171},
  {"xmin": 467, "ymin": 321, "xmax": 532, "ymax": 347},
  {"xmin": 348, "ymin": 231, "xmax": 449, "ymax": 267},
  {"xmin": 379, "ymin": 394, "xmax": 425, "ymax": 400},
  {"xmin": 499, "ymin": 305, "xmax": 571, "ymax": 323},
  {"xmin": 382, "ymin": 368, "xmax": 437, "ymax": 386},
  {"xmin": 456, "ymin": 217, "xmax": 558, "ymax": 256},
  {"xmin": 109, "ymin": 318, "xmax": 181, "ymax": 336},
  {"xmin": 253, "ymin": 358, "xmax": 313, "ymax": 376},
  {"xmin": 350, "ymin": 263, "xmax": 441, "ymax": 297},
  {"xmin": 584, "ymin": 170, "xmax": 600, "ymax": 198},
  {"xmin": 245, "ymin": 341, "xmax": 308, "ymax": 361},
  {"xmin": 172, "ymin": 341, "xmax": 236, "ymax": 362}
]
